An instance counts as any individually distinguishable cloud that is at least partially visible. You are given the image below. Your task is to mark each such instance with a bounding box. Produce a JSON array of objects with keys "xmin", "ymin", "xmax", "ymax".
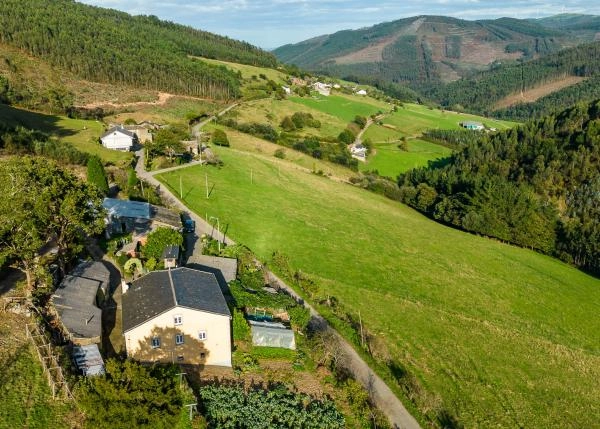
[{"xmin": 78, "ymin": 0, "xmax": 600, "ymax": 48}]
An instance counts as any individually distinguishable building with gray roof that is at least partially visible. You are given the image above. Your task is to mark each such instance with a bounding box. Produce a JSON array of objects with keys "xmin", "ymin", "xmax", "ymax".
[
  {"xmin": 52, "ymin": 261, "xmax": 110, "ymax": 345},
  {"xmin": 122, "ymin": 267, "xmax": 232, "ymax": 366}
]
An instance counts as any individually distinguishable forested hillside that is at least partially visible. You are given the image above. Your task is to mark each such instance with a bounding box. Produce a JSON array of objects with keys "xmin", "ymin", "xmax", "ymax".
[
  {"xmin": 0, "ymin": 0, "xmax": 278, "ymax": 100},
  {"xmin": 533, "ymin": 14, "xmax": 600, "ymax": 40},
  {"xmin": 398, "ymin": 99, "xmax": 600, "ymax": 274},
  {"xmin": 274, "ymin": 15, "xmax": 579, "ymax": 87},
  {"xmin": 425, "ymin": 42, "xmax": 600, "ymax": 119}
]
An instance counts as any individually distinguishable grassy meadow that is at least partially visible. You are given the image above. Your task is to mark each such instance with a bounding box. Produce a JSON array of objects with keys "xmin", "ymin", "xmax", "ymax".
[
  {"xmin": 289, "ymin": 94, "xmax": 388, "ymax": 123},
  {"xmin": 157, "ymin": 147, "xmax": 600, "ymax": 428},
  {"xmin": 361, "ymin": 139, "xmax": 452, "ymax": 177},
  {"xmin": 0, "ymin": 104, "xmax": 131, "ymax": 164}
]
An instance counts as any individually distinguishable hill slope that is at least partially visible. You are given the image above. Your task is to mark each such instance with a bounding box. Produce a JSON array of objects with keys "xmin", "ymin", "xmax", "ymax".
[
  {"xmin": 425, "ymin": 42, "xmax": 600, "ymax": 118},
  {"xmin": 274, "ymin": 15, "xmax": 579, "ymax": 85},
  {"xmin": 156, "ymin": 135, "xmax": 600, "ymax": 429},
  {"xmin": 399, "ymin": 99, "xmax": 600, "ymax": 275},
  {"xmin": 0, "ymin": 0, "xmax": 278, "ymax": 100}
]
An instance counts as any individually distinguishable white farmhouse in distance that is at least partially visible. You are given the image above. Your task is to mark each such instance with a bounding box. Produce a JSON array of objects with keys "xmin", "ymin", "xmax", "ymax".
[
  {"xmin": 282, "ymin": 85, "xmax": 291, "ymax": 95},
  {"xmin": 313, "ymin": 82, "xmax": 332, "ymax": 96},
  {"xmin": 356, "ymin": 89, "xmax": 367, "ymax": 96},
  {"xmin": 100, "ymin": 126, "xmax": 136, "ymax": 151}
]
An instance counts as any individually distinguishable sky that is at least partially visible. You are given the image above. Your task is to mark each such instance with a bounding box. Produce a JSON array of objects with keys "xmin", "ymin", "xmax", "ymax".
[{"xmin": 79, "ymin": 0, "xmax": 600, "ymax": 49}]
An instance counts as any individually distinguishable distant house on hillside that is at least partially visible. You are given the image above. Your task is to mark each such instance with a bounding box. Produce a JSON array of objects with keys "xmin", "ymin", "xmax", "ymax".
[
  {"xmin": 350, "ymin": 143, "xmax": 367, "ymax": 161},
  {"xmin": 313, "ymin": 82, "xmax": 332, "ymax": 96},
  {"xmin": 461, "ymin": 121, "xmax": 484, "ymax": 131},
  {"xmin": 100, "ymin": 126, "xmax": 137, "ymax": 151},
  {"xmin": 282, "ymin": 85, "xmax": 291, "ymax": 95},
  {"xmin": 290, "ymin": 77, "xmax": 307, "ymax": 86},
  {"xmin": 355, "ymin": 89, "xmax": 367, "ymax": 96},
  {"xmin": 122, "ymin": 267, "xmax": 232, "ymax": 366}
]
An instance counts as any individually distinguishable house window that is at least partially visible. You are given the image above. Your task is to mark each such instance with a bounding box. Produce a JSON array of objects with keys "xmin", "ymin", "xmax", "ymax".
[
  {"xmin": 198, "ymin": 331, "xmax": 207, "ymax": 341},
  {"xmin": 174, "ymin": 315, "xmax": 182, "ymax": 325},
  {"xmin": 151, "ymin": 337, "xmax": 161, "ymax": 348},
  {"xmin": 175, "ymin": 333, "xmax": 184, "ymax": 345}
]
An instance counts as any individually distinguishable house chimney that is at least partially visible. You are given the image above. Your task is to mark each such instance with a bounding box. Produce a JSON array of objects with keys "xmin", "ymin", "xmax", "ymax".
[{"xmin": 121, "ymin": 280, "xmax": 129, "ymax": 294}]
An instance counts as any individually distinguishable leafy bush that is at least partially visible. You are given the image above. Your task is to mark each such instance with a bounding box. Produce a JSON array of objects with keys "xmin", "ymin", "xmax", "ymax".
[
  {"xmin": 76, "ymin": 360, "xmax": 183, "ymax": 429},
  {"xmin": 274, "ymin": 148, "xmax": 286, "ymax": 159},
  {"xmin": 142, "ymin": 227, "xmax": 183, "ymax": 260},
  {"xmin": 211, "ymin": 128, "xmax": 230, "ymax": 147},
  {"xmin": 86, "ymin": 155, "xmax": 109, "ymax": 194},
  {"xmin": 232, "ymin": 309, "xmax": 251, "ymax": 341},
  {"xmin": 198, "ymin": 385, "xmax": 344, "ymax": 428}
]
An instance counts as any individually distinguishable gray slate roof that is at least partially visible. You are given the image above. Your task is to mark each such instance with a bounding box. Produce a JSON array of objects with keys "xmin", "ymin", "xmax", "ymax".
[
  {"xmin": 100, "ymin": 126, "xmax": 136, "ymax": 140},
  {"xmin": 186, "ymin": 255, "xmax": 238, "ymax": 289},
  {"xmin": 162, "ymin": 245, "xmax": 180, "ymax": 260},
  {"xmin": 122, "ymin": 267, "xmax": 230, "ymax": 333},
  {"xmin": 52, "ymin": 261, "xmax": 110, "ymax": 340}
]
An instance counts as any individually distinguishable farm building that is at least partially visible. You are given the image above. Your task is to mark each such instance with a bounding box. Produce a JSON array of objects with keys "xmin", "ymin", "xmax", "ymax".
[
  {"xmin": 350, "ymin": 143, "xmax": 367, "ymax": 161},
  {"xmin": 355, "ymin": 89, "xmax": 367, "ymax": 96},
  {"xmin": 100, "ymin": 126, "xmax": 137, "ymax": 151},
  {"xmin": 51, "ymin": 261, "xmax": 111, "ymax": 345},
  {"xmin": 282, "ymin": 85, "xmax": 291, "ymax": 95},
  {"xmin": 461, "ymin": 121, "xmax": 484, "ymax": 131},
  {"xmin": 124, "ymin": 125, "xmax": 153, "ymax": 143},
  {"xmin": 122, "ymin": 267, "xmax": 232, "ymax": 366},
  {"xmin": 102, "ymin": 198, "xmax": 181, "ymax": 238},
  {"xmin": 313, "ymin": 82, "xmax": 332, "ymax": 96},
  {"xmin": 73, "ymin": 344, "xmax": 105, "ymax": 376}
]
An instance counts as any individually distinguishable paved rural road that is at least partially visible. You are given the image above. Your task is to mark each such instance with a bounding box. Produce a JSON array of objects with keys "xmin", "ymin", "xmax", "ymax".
[{"xmin": 135, "ymin": 121, "xmax": 421, "ymax": 429}]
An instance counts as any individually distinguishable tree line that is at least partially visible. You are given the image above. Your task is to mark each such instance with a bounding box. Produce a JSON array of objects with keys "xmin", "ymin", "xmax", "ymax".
[
  {"xmin": 0, "ymin": 0, "xmax": 278, "ymax": 100},
  {"xmin": 397, "ymin": 99, "xmax": 600, "ymax": 275}
]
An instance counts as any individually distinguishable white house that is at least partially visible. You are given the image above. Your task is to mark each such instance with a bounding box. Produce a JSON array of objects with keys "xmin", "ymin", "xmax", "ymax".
[
  {"xmin": 100, "ymin": 126, "xmax": 136, "ymax": 151},
  {"xmin": 350, "ymin": 143, "xmax": 367, "ymax": 161},
  {"xmin": 356, "ymin": 89, "xmax": 367, "ymax": 96},
  {"xmin": 281, "ymin": 85, "xmax": 291, "ymax": 95},
  {"xmin": 313, "ymin": 82, "xmax": 332, "ymax": 96},
  {"xmin": 461, "ymin": 121, "xmax": 484, "ymax": 131},
  {"xmin": 122, "ymin": 267, "xmax": 232, "ymax": 367}
]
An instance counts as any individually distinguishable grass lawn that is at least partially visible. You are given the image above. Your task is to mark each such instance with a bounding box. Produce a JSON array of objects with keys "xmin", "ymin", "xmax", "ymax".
[
  {"xmin": 0, "ymin": 104, "xmax": 131, "ymax": 164},
  {"xmin": 361, "ymin": 139, "xmax": 453, "ymax": 177},
  {"xmin": 289, "ymin": 94, "xmax": 388, "ymax": 123},
  {"xmin": 157, "ymin": 148, "xmax": 600, "ymax": 428}
]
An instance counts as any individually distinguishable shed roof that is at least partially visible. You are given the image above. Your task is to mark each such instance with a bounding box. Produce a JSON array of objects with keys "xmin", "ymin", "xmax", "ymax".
[
  {"xmin": 122, "ymin": 267, "xmax": 230, "ymax": 333},
  {"xmin": 250, "ymin": 321, "xmax": 296, "ymax": 350},
  {"xmin": 186, "ymin": 255, "xmax": 237, "ymax": 284},
  {"xmin": 52, "ymin": 261, "xmax": 109, "ymax": 340},
  {"xmin": 73, "ymin": 344, "xmax": 105, "ymax": 376}
]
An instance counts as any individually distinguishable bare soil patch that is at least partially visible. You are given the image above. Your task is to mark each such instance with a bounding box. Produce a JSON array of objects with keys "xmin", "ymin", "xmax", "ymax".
[
  {"xmin": 494, "ymin": 76, "xmax": 587, "ymax": 109},
  {"xmin": 78, "ymin": 91, "xmax": 206, "ymax": 110}
]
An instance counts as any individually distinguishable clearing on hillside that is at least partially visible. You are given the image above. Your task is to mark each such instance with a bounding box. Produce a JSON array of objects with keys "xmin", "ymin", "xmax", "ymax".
[
  {"xmin": 157, "ymin": 147, "xmax": 600, "ymax": 429},
  {"xmin": 493, "ymin": 76, "xmax": 587, "ymax": 109}
]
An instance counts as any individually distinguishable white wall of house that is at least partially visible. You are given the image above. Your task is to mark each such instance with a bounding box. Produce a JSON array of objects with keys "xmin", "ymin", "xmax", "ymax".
[
  {"xmin": 124, "ymin": 306, "xmax": 232, "ymax": 367},
  {"xmin": 101, "ymin": 131, "xmax": 133, "ymax": 151}
]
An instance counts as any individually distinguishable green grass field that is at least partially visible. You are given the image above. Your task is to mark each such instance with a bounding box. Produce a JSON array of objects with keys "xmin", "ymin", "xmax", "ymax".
[
  {"xmin": 157, "ymin": 148, "xmax": 600, "ymax": 428},
  {"xmin": 289, "ymin": 94, "xmax": 388, "ymax": 123},
  {"xmin": 0, "ymin": 104, "xmax": 131, "ymax": 164},
  {"xmin": 361, "ymin": 139, "xmax": 453, "ymax": 177},
  {"xmin": 371, "ymin": 104, "xmax": 516, "ymax": 138},
  {"xmin": 194, "ymin": 56, "xmax": 287, "ymax": 82}
]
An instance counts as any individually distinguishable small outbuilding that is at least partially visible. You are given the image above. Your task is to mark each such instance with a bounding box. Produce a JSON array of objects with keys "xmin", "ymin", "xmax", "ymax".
[
  {"xmin": 51, "ymin": 261, "xmax": 110, "ymax": 345},
  {"xmin": 162, "ymin": 245, "xmax": 180, "ymax": 269},
  {"xmin": 461, "ymin": 121, "xmax": 484, "ymax": 131},
  {"xmin": 249, "ymin": 320, "xmax": 296, "ymax": 350},
  {"xmin": 73, "ymin": 344, "xmax": 105, "ymax": 376}
]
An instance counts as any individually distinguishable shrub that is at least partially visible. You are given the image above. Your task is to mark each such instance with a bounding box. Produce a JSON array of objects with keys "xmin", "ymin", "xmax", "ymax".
[
  {"xmin": 211, "ymin": 129, "xmax": 230, "ymax": 147},
  {"xmin": 86, "ymin": 155, "xmax": 109, "ymax": 194},
  {"xmin": 280, "ymin": 116, "xmax": 296, "ymax": 132},
  {"xmin": 338, "ymin": 128, "xmax": 356, "ymax": 145}
]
